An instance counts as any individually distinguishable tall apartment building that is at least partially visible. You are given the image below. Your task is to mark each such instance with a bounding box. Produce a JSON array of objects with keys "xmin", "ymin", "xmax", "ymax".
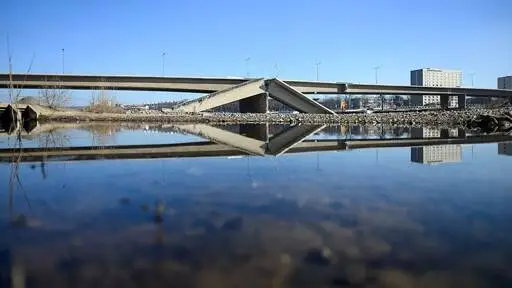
[
  {"xmin": 498, "ymin": 76, "xmax": 512, "ymax": 104},
  {"xmin": 498, "ymin": 76, "xmax": 512, "ymax": 89},
  {"xmin": 410, "ymin": 68, "xmax": 462, "ymax": 107}
]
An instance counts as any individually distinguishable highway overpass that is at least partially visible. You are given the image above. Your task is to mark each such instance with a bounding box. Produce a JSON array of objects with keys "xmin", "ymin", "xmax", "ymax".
[
  {"xmin": 2, "ymin": 73, "xmax": 512, "ymax": 113},
  {"xmin": 2, "ymin": 73, "xmax": 512, "ymax": 97}
]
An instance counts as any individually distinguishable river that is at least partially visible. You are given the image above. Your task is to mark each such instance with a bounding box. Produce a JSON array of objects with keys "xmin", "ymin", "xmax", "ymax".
[{"xmin": 0, "ymin": 122, "xmax": 511, "ymax": 287}]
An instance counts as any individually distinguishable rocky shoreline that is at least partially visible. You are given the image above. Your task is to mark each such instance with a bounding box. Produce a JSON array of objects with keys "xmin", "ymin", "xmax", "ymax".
[{"xmin": 38, "ymin": 108, "xmax": 512, "ymax": 127}]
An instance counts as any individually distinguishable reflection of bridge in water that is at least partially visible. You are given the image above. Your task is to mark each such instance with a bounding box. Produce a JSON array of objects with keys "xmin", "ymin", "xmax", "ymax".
[{"xmin": 1, "ymin": 123, "xmax": 512, "ymax": 163}]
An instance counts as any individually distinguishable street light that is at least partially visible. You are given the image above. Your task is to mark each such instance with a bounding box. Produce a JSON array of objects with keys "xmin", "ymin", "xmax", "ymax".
[
  {"xmin": 274, "ymin": 63, "xmax": 280, "ymax": 78},
  {"xmin": 161, "ymin": 52, "xmax": 166, "ymax": 76},
  {"xmin": 315, "ymin": 61, "xmax": 321, "ymax": 81},
  {"xmin": 373, "ymin": 65, "xmax": 382, "ymax": 84},
  {"xmin": 61, "ymin": 48, "xmax": 65, "ymax": 74},
  {"xmin": 469, "ymin": 72, "xmax": 476, "ymax": 87},
  {"xmin": 374, "ymin": 65, "xmax": 383, "ymax": 109},
  {"xmin": 245, "ymin": 57, "xmax": 251, "ymax": 78},
  {"xmin": 314, "ymin": 61, "xmax": 321, "ymax": 99}
]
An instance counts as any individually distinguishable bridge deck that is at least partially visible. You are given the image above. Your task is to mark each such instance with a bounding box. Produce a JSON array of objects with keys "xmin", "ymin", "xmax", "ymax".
[{"xmin": 1, "ymin": 73, "xmax": 511, "ymax": 97}]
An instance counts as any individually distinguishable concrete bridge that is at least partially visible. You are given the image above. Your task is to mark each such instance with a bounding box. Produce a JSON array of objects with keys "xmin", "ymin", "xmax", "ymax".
[{"xmin": 2, "ymin": 73, "xmax": 512, "ymax": 113}]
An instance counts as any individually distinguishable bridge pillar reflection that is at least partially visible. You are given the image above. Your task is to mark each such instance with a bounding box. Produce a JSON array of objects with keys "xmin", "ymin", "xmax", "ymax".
[
  {"xmin": 239, "ymin": 123, "xmax": 269, "ymax": 142},
  {"xmin": 239, "ymin": 93, "xmax": 268, "ymax": 114}
]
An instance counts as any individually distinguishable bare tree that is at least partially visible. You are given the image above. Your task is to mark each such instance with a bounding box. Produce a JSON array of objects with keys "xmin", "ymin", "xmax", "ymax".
[{"xmin": 38, "ymin": 85, "xmax": 70, "ymax": 109}]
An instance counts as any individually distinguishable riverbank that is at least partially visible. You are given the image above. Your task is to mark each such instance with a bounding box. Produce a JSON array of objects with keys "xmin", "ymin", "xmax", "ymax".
[{"xmin": 37, "ymin": 107, "xmax": 512, "ymax": 126}]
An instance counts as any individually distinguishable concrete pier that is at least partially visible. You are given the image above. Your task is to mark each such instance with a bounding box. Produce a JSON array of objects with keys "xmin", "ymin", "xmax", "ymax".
[
  {"xmin": 174, "ymin": 79, "xmax": 266, "ymax": 113},
  {"xmin": 239, "ymin": 93, "xmax": 268, "ymax": 114},
  {"xmin": 176, "ymin": 79, "xmax": 335, "ymax": 114}
]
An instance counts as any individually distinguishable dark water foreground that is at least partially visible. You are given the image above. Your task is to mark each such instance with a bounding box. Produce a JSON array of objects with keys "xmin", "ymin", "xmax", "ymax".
[{"xmin": 1, "ymin": 123, "xmax": 512, "ymax": 287}]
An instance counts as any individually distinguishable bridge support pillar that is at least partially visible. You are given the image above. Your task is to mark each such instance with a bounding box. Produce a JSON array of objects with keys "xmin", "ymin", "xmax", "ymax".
[
  {"xmin": 458, "ymin": 95, "xmax": 466, "ymax": 109},
  {"xmin": 240, "ymin": 124, "xmax": 269, "ymax": 141},
  {"xmin": 239, "ymin": 93, "xmax": 268, "ymax": 113},
  {"xmin": 440, "ymin": 95, "xmax": 449, "ymax": 110}
]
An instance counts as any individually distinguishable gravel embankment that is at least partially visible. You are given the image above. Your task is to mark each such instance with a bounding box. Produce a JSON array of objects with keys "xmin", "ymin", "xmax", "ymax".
[{"xmin": 39, "ymin": 108, "xmax": 511, "ymax": 126}]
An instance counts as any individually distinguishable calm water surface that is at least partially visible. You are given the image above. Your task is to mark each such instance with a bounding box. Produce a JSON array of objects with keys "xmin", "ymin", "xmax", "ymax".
[{"xmin": 1, "ymin": 122, "xmax": 512, "ymax": 287}]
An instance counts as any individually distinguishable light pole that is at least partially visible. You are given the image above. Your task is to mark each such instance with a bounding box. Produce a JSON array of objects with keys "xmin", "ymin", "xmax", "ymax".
[
  {"xmin": 469, "ymin": 72, "xmax": 475, "ymax": 87},
  {"xmin": 314, "ymin": 61, "xmax": 321, "ymax": 98},
  {"xmin": 245, "ymin": 57, "xmax": 251, "ymax": 78},
  {"xmin": 374, "ymin": 65, "xmax": 383, "ymax": 109},
  {"xmin": 274, "ymin": 63, "xmax": 280, "ymax": 78},
  {"xmin": 161, "ymin": 52, "xmax": 166, "ymax": 76},
  {"xmin": 61, "ymin": 48, "xmax": 65, "ymax": 74},
  {"xmin": 315, "ymin": 61, "xmax": 321, "ymax": 81},
  {"xmin": 373, "ymin": 65, "xmax": 381, "ymax": 84}
]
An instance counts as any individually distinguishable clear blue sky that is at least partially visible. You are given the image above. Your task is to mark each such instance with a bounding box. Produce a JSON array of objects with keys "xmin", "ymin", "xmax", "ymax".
[{"xmin": 1, "ymin": 0, "xmax": 511, "ymax": 105}]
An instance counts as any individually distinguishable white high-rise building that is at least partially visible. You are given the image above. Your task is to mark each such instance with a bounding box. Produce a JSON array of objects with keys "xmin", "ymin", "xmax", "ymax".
[
  {"xmin": 410, "ymin": 68, "xmax": 462, "ymax": 107},
  {"xmin": 498, "ymin": 76, "xmax": 512, "ymax": 89}
]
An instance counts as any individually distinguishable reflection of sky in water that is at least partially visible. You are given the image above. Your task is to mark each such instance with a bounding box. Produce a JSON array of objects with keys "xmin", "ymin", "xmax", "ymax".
[
  {"xmin": 1, "ymin": 125, "xmax": 512, "ymax": 287},
  {"xmin": 0, "ymin": 126, "xmax": 204, "ymax": 148}
]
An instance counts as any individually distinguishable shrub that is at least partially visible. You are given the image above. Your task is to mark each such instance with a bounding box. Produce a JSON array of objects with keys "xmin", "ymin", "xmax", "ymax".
[{"xmin": 84, "ymin": 90, "xmax": 124, "ymax": 113}]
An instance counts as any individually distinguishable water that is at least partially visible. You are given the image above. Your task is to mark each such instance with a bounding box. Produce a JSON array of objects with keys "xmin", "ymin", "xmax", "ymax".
[{"xmin": 1, "ymin": 122, "xmax": 512, "ymax": 287}]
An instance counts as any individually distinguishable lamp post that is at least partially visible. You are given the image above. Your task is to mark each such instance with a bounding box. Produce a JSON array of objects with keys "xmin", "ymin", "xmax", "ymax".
[
  {"xmin": 373, "ymin": 65, "xmax": 381, "ymax": 84},
  {"xmin": 274, "ymin": 63, "xmax": 280, "ymax": 78},
  {"xmin": 469, "ymin": 72, "xmax": 475, "ymax": 87},
  {"xmin": 162, "ymin": 52, "xmax": 166, "ymax": 76},
  {"xmin": 245, "ymin": 57, "xmax": 251, "ymax": 78},
  {"xmin": 61, "ymin": 48, "xmax": 65, "ymax": 74},
  {"xmin": 374, "ymin": 65, "xmax": 383, "ymax": 109},
  {"xmin": 314, "ymin": 61, "xmax": 321, "ymax": 98},
  {"xmin": 315, "ymin": 61, "xmax": 321, "ymax": 81}
]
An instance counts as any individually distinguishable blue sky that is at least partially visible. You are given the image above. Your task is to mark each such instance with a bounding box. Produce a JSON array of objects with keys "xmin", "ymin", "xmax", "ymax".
[{"xmin": 1, "ymin": 0, "xmax": 511, "ymax": 105}]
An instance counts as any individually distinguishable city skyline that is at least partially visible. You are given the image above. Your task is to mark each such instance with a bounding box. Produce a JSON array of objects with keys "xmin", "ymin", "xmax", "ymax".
[{"xmin": 1, "ymin": 0, "xmax": 511, "ymax": 105}]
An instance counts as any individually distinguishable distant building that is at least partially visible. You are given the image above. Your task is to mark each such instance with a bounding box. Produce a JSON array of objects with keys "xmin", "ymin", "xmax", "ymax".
[
  {"xmin": 498, "ymin": 76, "xmax": 512, "ymax": 89},
  {"xmin": 410, "ymin": 68, "xmax": 462, "ymax": 107},
  {"xmin": 498, "ymin": 142, "xmax": 512, "ymax": 156},
  {"xmin": 411, "ymin": 145, "xmax": 462, "ymax": 164},
  {"xmin": 411, "ymin": 127, "xmax": 441, "ymax": 138}
]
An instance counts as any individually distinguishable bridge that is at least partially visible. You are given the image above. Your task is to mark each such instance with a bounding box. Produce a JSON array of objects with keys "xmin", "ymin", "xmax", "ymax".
[{"xmin": 2, "ymin": 73, "xmax": 512, "ymax": 113}]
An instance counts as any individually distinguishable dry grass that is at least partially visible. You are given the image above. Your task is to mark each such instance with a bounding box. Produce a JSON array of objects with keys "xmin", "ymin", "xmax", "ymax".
[{"xmin": 84, "ymin": 90, "xmax": 124, "ymax": 114}]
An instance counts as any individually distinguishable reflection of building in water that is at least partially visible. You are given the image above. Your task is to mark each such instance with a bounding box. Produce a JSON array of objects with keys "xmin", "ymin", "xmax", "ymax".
[
  {"xmin": 498, "ymin": 143, "xmax": 512, "ymax": 156},
  {"xmin": 411, "ymin": 145, "xmax": 462, "ymax": 164}
]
